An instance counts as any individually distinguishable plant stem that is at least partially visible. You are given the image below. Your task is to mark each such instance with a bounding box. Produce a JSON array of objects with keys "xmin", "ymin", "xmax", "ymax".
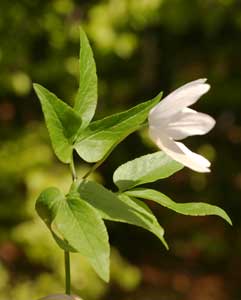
[
  {"xmin": 82, "ymin": 161, "xmax": 100, "ymax": 179},
  {"xmin": 64, "ymin": 155, "xmax": 77, "ymax": 295},
  {"xmin": 70, "ymin": 156, "xmax": 77, "ymax": 182},
  {"xmin": 82, "ymin": 156, "xmax": 107, "ymax": 180},
  {"xmin": 64, "ymin": 250, "xmax": 71, "ymax": 295}
]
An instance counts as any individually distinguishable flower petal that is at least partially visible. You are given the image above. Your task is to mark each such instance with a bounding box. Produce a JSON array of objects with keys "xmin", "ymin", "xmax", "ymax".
[
  {"xmin": 165, "ymin": 108, "xmax": 216, "ymax": 140},
  {"xmin": 167, "ymin": 78, "xmax": 207, "ymax": 97},
  {"xmin": 149, "ymin": 79, "xmax": 210, "ymax": 124},
  {"xmin": 149, "ymin": 129, "xmax": 211, "ymax": 172}
]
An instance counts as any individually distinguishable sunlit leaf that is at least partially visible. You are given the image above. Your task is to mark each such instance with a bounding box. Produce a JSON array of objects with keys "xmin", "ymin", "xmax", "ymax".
[
  {"xmin": 74, "ymin": 93, "xmax": 162, "ymax": 162},
  {"xmin": 55, "ymin": 195, "xmax": 109, "ymax": 281},
  {"xmin": 113, "ymin": 151, "xmax": 183, "ymax": 191},
  {"xmin": 74, "ymin": 28, "xmax": 97, "ymax": 128},
  {"xmin": 33, "ymin": 84, "xmax": 82, "ymax": 163},
  {"xmin": 36, "ymin": 187, "xmax": 110, "ymax": 281},
  {"xmin": 77, "ymin": 180, "xmax": 168, "ymax": 248},
  {"xmin": 125, "ymin": 188, "xmax": 232, "ymax": 225}
]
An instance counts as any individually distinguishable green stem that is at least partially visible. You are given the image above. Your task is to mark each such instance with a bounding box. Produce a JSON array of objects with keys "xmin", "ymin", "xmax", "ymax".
[
  {"xmin": 82, "ymin": 158, "xmax": 104, "ymax": 180},
  {"xmin": 64, "ymin": 155, "xmax": 77, "ymax": 295},
  {"xmin": 64, "ymin": 250, "xmax": 71, "ymax": 295},
  {"xmin": 70, "ymin": 156, "xmax": 77, "ymax": 182}
]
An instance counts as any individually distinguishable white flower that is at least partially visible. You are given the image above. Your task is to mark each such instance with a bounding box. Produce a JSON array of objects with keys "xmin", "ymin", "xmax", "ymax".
[
  {"xmin": 148, "ymin": 79, "xmax": 215, "ymax": 172},
  {"xmin": 38, "ymin": 294, "xmax": 82, "ymax": 300}
]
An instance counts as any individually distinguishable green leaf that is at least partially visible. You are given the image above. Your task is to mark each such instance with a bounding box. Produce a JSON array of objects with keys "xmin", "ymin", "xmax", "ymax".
[
  {"xmin": 74, "ymin": 92, "xmax": 162, "ymax": 162},
  {"xmin": 113, "ymin": 151, "xmax": 183, "ymax": 191},
  {"xmin": 74, "ymin": 27, "xmax": 97, "ymax": 128},
  {"xmin": 36, "ymin": 187, "xmax": 110, "ymax": 281},
  {"xmin": 55, "ymin": 195, "xmax": 110, "ymax": 281},
  {"xmin": 77, "ymin": 180, "xmax": 168, "ymax": 248},
  {"xmin": 125, "ymin": 188, "xmax": 232, "ymax": 225},
  {"xmin": 36, "ymin": 187, "xmax": 62, "ymax": 227},
  {"xmin": 35, "ymin": 187, "xmax": 74, "ymax": 251},
  {"xmin": 33, "ymin": 84, "xmax": 82, "ymax": 163}
]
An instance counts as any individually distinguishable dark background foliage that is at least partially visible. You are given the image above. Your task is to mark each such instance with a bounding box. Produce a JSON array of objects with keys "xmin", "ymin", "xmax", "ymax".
[{"xmin": 0, "ymin": 0, "xmax": 240, "ymax": 299}]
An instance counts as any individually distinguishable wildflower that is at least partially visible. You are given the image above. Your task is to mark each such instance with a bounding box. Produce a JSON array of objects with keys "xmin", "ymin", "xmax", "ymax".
[{"xmin": 148, "ymin": 79, "xmax": 215, "ymax": 172}]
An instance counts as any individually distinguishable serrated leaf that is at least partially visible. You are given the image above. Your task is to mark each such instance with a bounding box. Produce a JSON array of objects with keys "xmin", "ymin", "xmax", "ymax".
[
  {"xmin": 33, "ymin": 84, "xmax": 82, "ymax": 163},
  {"xmin": 74, "ymin": 92, "xmax": 162, "ymax": 162},
  {"xmin": 74, "ymin": 28, "xmax": 97, "ymax": 128},
  {"xmin": 77, "ymin": 180, "xmax": 168, "ymax": 248},
  {"xmin": 113, "ymin": 151, "xmax": 183, "ymax": 191},
  {"xmin": 125, "ymin": 188, "xmax": 232, "ymax": 225},
  {"xmin": 36, "ymin": 187, "xmax": 110, "ymax": 281}
]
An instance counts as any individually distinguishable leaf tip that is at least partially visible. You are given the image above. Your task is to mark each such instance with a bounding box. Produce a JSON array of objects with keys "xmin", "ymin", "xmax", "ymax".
[
  {"xmin": 102, "ymin": 272, "xmax": 110, "ymax": 283},
  {"xmin": 218, "ymin": 207, "xmax": 232, "ymax": 226},
  {"xmin": 79, "ymin": 25, "xmax": 88, "ymax": 42},
  {"xmin": 162, "ymin": 238, "xmax": 169, "ymax": 250},
  {"xmin": 226, "ymin": 215, "xmax": 233, "ymax": 226},
  {"xmin": 33, "ymin": 83, "xmax": 44, "ymax": 95},
  {"xmin": 157, "ymin": 91, "xmax": 163, "ymax": 99},
  {"xmin": 33, "ymin": 82, "xmax": 39, "ymax": 90}
]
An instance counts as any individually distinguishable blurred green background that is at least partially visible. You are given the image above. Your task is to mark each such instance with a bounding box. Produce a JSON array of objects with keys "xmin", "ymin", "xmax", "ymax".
[{"xmin": 0, "ymin": 0, "xmax": 240, "ymax": 299}]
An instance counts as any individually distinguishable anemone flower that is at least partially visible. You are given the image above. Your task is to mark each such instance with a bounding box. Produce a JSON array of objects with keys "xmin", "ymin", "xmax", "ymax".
[{"xmin": 148, "ymin": 79, "xmax": 215, "ymax": 172}]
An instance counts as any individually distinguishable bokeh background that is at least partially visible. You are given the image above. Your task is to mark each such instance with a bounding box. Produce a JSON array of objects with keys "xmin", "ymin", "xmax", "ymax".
[{"xmin": 0, "ymin": 0, "xmax": 240, "ymax": 299}]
